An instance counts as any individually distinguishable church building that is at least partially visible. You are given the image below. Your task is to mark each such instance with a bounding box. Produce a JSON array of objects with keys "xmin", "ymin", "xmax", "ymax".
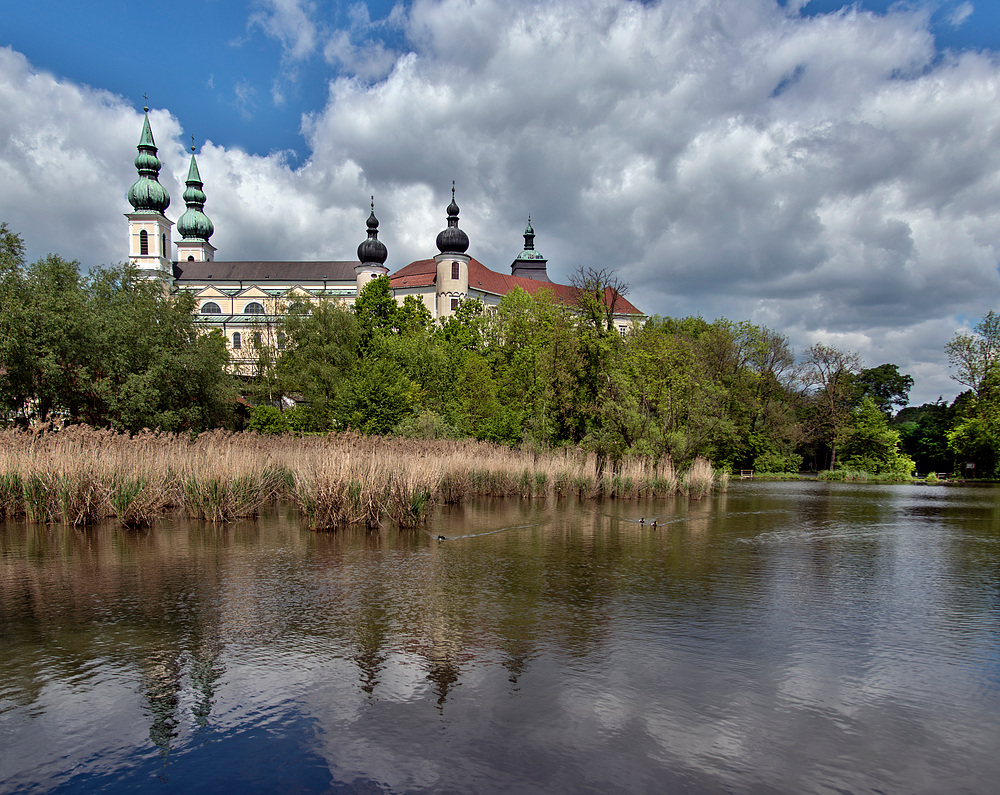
[{"xmin": 125, "ymin": 108, "xmax": 643, "ymax": 369}]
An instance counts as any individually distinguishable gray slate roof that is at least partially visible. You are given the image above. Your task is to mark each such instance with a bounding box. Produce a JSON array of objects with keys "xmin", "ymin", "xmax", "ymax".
[{"xmin": 174, "ymin": 261, "xmax": 358, "ymax": 282}]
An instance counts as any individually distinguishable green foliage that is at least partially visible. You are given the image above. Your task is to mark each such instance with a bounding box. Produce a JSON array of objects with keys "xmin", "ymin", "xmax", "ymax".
[
  {"xmin": 393, "ymin": 409, "xmax": 462, "ymax": 440},
  {"xmin": 946, "ymin": 368, "xmax": 1000, "ymax": 477},
  {"xmin": 277, "ymin": 301, "xmax": 358, "ymax": 431},
  {"xmin": 840, "ymin": 397, "xmax": 915, "ymax": 476},
  {"xmin": 248, "ymin": 405, "xmax": 290, "ymax": 434},
  {"xmin": 752, "ymin": 450, "xmax": 803, "ymax": 474},
  {"xmin": 352, "ymin": 275, "xmax": 398, "ymax": 349},
  {"xmin": 853, "ymin": 363, "xmax": 914, "ymax": 415},
  {"xmin": 0, "ymin": 239, "xmax": 233, "ymax": 430}
]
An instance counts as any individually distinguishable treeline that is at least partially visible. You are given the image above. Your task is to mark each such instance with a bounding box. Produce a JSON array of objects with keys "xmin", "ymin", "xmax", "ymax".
[{"xmin": 0, "ymin": 222, "xmax": 994, "ymax": 477}]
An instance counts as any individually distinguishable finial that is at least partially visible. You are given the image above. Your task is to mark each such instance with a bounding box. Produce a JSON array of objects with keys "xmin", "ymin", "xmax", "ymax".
[
  {"xmin": 371, "ymin": 195, "xmax": 375, "ymax": 212},
  {"xmin": 143, "ymin": 93, "xmax": 149, "ymax": 113},
  {"xmin": 190, "ymin": 134, "xmax": 196, "ymax": 153},
  {"xmin": 452, "ymin": 180, "xmax": 456, "ymax": 201}
]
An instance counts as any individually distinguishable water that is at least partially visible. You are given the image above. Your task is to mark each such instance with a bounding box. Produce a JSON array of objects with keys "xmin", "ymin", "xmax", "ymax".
[{"xmin": 1, "ymin": 481, "xmax": 999, "ymax": 793}]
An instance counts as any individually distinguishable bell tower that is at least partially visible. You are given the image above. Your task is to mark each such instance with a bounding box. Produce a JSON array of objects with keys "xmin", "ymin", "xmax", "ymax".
[
  {"xmin": 176, "ymin": 138, "xmax": 216, "ymax": 264},
  {"xmin": 125, "ymin": 101, "xmax": 174, "ymax": 282},
  {"xmin": 434, "ymin": 183, "xmax": 470, "ymax": 318}
]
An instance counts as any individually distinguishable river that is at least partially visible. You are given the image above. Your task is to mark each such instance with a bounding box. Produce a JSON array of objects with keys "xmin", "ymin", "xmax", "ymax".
[{"xmin": 1, "ymin": 480, "xmax": 998, "ymax": 793}]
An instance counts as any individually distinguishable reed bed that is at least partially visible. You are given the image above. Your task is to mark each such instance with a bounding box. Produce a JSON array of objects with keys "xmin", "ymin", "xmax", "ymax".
[{"xmin": 0, "ymin": 427, "xmax": 722, "ymax": 530}]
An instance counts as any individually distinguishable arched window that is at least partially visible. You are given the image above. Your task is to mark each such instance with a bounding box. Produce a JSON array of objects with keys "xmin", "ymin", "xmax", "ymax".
[
  {"xmin": 277, "ymin": 332, "xmax": 286, "ymax": 350},
  {"xmin": 161, "ymin": 233, "xmax": 167, "ymax": 256},
  {"xmin": 201, "ymin": 301, "xmax": 222, "ymax": 314},
  {"xmin": 232, "ymin": 332, "xmax": 242, "ymax": 350},
  {"xmin": 252, "ymin": 332, "xmax": 262, "ymax": 348},
  {"xmin": 451, "ymin": 261, "xmax": 460, "ymax": 280},
  {"xmin": 187, "ymin": 255, "xmax": 194, "ymax": 262},
  {"xmin": 243, "ymin": 301, "xmax": 265, "ymax": 315},
  {"xmin": 139, "ymin": 230, "xmax": 148, "ymax": 255}
]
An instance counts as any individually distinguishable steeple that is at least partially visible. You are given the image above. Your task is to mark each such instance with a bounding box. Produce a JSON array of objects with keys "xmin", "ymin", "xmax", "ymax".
[
  {"xmin": 434, "ymin": 182, "xmax": 470, "ymax": 318},
  {"xmin": 435, "ymin": 181, "xmax": 470, "ymax": 255},
  {"xmin": 175, "ymin": 137, "xmax": 216, "ymax": 264},
  {"xmin": 355, "ymin": 196, "xmax": 389, "ymax": 296},
  {"xmin": 510, "ymin": 216, "xmax": 549, "ymax": 281},
  {"xmin": 357, "ymin": 197, "xmax": 388, "ymax": 267},
  {"xmin": 125, "ymin": 99, "xmax": 174, "ymax": 282},
  {"xmin": 127, "ymin": 102, "xmax": 171, "ymax": 215}
]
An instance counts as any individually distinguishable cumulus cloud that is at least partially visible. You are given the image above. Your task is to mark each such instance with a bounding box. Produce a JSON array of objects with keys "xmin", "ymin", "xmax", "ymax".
[
  {"xmin": 248, "ymin": 0, "xmax": 320, "ymax": 61},
  {"xmin": 2, "ymin": 1, "xmax": 1000, "ymax": 404}
]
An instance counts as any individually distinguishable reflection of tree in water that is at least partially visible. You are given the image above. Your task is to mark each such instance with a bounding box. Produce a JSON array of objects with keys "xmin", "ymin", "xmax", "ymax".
[
  {"xmin": 189, "ymin": 642, "xmax": 225, "ymax": 729},
  {"xmin": 427, "ymin": 657, "xmax": 462, "ymax": 709},
  {"xmin": 353, "ymin": 627, "xmax": 389, "ymax": 696},
  {"xmin": 141, "ymin": 651, "xmax": 182, "ymax": 757}
]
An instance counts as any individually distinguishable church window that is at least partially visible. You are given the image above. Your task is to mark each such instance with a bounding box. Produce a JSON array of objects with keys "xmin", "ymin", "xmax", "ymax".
[
  {"xmin": 232, "ymin": 332, "xmax": 241, "ymax": 350},
  {"xmin": 161, "ymin": 233, "xmax": 167, "ymax": 255},
  {"xmin": 252, "ymin": 332, "xmax": 262, "ymax": 348},
  {"xmin": 139, "ymin": 230, "xmax": 148, "ymax": 255},
  {"xmin": 201, "ymin": 301, "xmax": 222, "ymax": 314},
  {"xmin": 451, "ymin": 261, "xmax": 460, "ymax": 280},
  {"xmin": 277, "ymin": 333, "xmax": 286, "ymax": 350},
  {"xmin": 244, "ymin": 301, "xmax": 265, "ymax": 315},
  {"xmin": 188, "ymin": 256, "xmax": 194, "ymax": 262}
]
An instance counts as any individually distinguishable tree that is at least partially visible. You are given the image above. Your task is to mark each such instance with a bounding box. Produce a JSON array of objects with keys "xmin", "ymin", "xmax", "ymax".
[
  {"xmin": 277, "ymin": 301, "xmax": 359, "ymax": 430},
  {"xmin": 840, "ymin": 397, "xmax": 915, "ymax": 475},
  {"xmin": 800, "ymin": 343, "xmax": 862, "ymax": 470},
  {"xmin": 854, "ymin": 363, "xmax": 913, "ymax": 416},
  {"xmin": 570, "ymin": 266, "xmax": 630, "ymax": 334},
  {"xmin": 945, "ymin": 311, "xmax": 1000, "ymax": 396},
  {"xmin": 353, "ymin": 275, "xmax": 398, "ymax": 350}
]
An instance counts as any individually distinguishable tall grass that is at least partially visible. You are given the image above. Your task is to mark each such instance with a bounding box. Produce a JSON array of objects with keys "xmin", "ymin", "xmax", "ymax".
[{"xmin": 0, "ymin": 426, "xmax": 721, "ymax": 530}]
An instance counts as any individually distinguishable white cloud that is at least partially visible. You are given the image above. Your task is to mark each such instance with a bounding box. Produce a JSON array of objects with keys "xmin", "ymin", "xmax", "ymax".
[
  {"xmin": 248, "ymin": 0, "xmax": 320, "ymax": 61},
  {"xmin": 2, "ymin": 1, "xmax": 1000, "ymax": 404},
  {"xmin": 949, "ymin": 2, "xmax": 974, "ymax": 28}
]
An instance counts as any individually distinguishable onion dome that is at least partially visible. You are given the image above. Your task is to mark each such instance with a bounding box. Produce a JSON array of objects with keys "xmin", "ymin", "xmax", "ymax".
[
  {"xmin": 127, "ymin": 107, "xmax": 170, "ymax": 214},
  {"xmin": 177, "ymin": 142, "xmax": 214, "ymax": 241},
  {"xmin": 357, "ymin": 197, "xmax": 388, "ymax": 265},
  {"xmin": 435, "ymin": 181, "xmax": 470, "ymax": 254},
  {"xmin": 515, "ymin": 216, "xmax": 545, "ymax": 261}
]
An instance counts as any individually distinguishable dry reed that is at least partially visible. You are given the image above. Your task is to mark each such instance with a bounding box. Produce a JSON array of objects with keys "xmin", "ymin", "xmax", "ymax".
[{"xmin": 0, "ymin": 427, "xmax": 720, "ymax": 530}]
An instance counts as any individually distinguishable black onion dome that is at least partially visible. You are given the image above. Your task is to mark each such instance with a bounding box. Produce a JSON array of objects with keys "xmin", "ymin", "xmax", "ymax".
[
  {"xmin": 357, "ymin": 197, "xmax": 388, "ymax": 265},
  {"xmin": 436, "ymin": 182, "xmax": 470, "ymax": 254}
]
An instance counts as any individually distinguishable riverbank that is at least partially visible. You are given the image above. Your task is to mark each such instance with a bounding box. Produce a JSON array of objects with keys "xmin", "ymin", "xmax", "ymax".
[{"xmin": 0, "ymin": 427, "xmax": 724, "ymax": 529}]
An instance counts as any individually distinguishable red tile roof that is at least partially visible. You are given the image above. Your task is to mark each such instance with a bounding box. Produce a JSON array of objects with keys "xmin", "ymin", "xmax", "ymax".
[{"xmin": 389, "ymin": 258, "xmax": 643, "ymax": 315}]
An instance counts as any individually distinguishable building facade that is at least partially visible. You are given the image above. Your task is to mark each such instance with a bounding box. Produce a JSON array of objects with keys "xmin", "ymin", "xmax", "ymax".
[{"xmin": 125, "ymin": 108, "xmax": 643, "ymax": 370}]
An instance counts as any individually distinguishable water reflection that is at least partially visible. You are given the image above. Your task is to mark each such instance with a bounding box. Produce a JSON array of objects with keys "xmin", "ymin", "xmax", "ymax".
[{"xmin": 1, "ymin": 483, "xmax": 999, "ymax": 792}]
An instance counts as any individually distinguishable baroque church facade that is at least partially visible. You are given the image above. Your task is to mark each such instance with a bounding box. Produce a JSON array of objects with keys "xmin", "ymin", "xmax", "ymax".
[{"xmin": 125, "ymin": 108, "xmax": 642, "ymax": 369}]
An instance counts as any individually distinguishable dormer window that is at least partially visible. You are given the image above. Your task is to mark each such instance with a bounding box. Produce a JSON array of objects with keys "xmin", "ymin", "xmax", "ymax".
[
  {"xmin": 201, "ymin": 302, "xmax": 222, "ymax": 314},
  {"xmin": 244, "ymin": 301, "xmax": 265, "ymax": 315}
]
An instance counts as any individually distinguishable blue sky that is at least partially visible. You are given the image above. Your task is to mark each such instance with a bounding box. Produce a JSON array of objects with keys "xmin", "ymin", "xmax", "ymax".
[{"xmin": 2, "ymin": 0, "xmax": 1000, "ymax": 403}]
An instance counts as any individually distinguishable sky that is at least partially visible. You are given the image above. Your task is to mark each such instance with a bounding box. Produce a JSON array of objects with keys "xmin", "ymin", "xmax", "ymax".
[{"xmin": 2, "ymin": 0, "xmax": 1000, "ymax": 405}]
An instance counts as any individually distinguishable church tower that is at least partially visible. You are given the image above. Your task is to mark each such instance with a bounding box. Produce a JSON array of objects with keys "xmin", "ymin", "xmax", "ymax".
[
  {"xmin": 355, "ymin": 197, "xmax": 389, "ymax": 296},
  {"xmin": 434, "ymin": 183, "xmax": 470, "ymax": 317},
  {"xmin": 175, "ymin": 140, "xmax": 215, "ymax": 264},
  {"xmin": 510, "ymin": 217, "xmax": 549, "ymax": 281},
  {"xmin": 125, "ymin": 104, "xmax": 173, "ymax": 281}
]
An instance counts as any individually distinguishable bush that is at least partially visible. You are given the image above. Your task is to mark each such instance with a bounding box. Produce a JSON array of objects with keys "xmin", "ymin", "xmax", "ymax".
[
  {"xmin": 248, "ymin": 405, "xmax": 289, "ymax": 435},
  {"xmin": 752, "ymin": 450, "xmax": 802, "ymax": 474}
]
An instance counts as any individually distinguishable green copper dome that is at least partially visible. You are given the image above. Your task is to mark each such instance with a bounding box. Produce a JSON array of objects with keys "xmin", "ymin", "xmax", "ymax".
[
  {"xmin": 127, "ymin": 113, "xmax": 170, "ymax": 214},
  {"xmin": 515, "ymin": 216, "xmax": 545, "ymax": 261},
  {"xmin": 177, "ymin": 151, "xmax": 214, "ymax": 241}
]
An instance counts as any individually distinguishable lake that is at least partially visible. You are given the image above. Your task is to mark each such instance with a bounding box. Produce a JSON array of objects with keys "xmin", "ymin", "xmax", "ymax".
[{"xmin": 1, "ymin": 480, "xmax": 998, "ymax": 793}]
